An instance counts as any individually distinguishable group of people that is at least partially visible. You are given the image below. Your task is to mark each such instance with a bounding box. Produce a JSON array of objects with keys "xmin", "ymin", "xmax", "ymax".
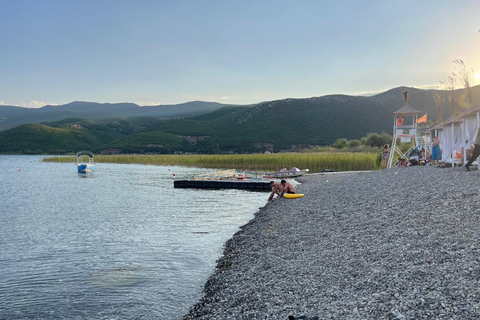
[
  {"xmin": 268, "ymin": 180, "xmax": 296, "ymax": 201},
  {"xmin": 381, "ymin": 127, "xmax": 480, "ymax": 171},
  {"xmin": 381, "ymin": 142, "xmax": 438, "ymax": 169}
]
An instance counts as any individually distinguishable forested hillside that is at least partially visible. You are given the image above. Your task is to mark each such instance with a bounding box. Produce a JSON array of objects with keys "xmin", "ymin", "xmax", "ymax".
[
  {"xmin": 0, "ymin": 101, "xmax": 235, "ymax": 131},
  {"xmin": 0, "ymin": 117, "xmax": 161, "ymax": 153},
  {"xmin": 3, "ymin": 85, "xmax": 479, "ymax": 154},
  {"xmin": 103, "ymin": 95, "xmax": 397, "ymax": 153}
]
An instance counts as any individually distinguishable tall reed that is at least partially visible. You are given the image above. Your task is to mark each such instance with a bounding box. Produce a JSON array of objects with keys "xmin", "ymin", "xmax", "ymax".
[{"xmin": 43, "ymin": 153, "xmax": 380, "ymax": 172}]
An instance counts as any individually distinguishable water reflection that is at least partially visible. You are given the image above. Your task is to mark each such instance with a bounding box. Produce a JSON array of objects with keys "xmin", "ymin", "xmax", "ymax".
[{"xmin": 0, "ymin": 156, "xmax": 267, "ymax": 319}]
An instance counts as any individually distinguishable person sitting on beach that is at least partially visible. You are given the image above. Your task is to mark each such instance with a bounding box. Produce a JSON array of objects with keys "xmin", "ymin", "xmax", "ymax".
[
  {"xmin": 427, "ymin": 151, "xmax": 432, "ymax": 163},
  {"xmin": 408, "ymin": 147, "xmax": 420, "ymax": 166},
  {"xmin": 419, "ymin": 147, "xmax": 428, "ymax": 165},
  {"xmin": 280, "ymin": 180, "xmax": 296, "ymax": 197},
  {"xmin": 397, "ymin": 157, "xmax": 406, "ymax": 167},
  {"xmin": 268, "ymin": 181, "xmax": 282, "ymax": 201}
]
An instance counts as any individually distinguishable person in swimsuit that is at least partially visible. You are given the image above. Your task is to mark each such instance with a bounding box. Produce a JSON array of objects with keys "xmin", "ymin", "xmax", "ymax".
[
  {"xmin": 280, "ymin": 180, "xmax": 296, "ymax": 197},
  {"xmin": 381, "ymin": 144, "xmax": 390, "ymax": 171},
  {"xmin": 268, "ymin": 181, "xmax": 282, "ymax": 201}
]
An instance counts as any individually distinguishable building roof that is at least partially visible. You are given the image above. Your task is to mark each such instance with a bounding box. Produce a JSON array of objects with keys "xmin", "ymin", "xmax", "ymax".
[
  {"xmin": 460, "ymin": 105, "xmax": 480, "ymax": 118},
  {"xmin": 390, "ymin": 105, "xmax": 423, "ymax": 116},
  {"xmin": 429, "ymin": 122, "xmax": 444, "ymax": 131},
  {"xmin": 441, "ymin": 115, "xmax": 460, "ymax": 126}
]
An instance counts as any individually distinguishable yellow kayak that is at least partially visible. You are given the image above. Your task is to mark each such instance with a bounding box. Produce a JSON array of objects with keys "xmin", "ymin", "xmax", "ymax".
[{"xmin": 283, "ymin": 194, "xmax": 304, "ymax": 199}]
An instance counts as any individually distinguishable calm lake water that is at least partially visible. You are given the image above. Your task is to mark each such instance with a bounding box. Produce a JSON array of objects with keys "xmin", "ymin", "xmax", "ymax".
[{"xmin": 0, "ymin": 156, "xmax": 267, "ymax": 319}]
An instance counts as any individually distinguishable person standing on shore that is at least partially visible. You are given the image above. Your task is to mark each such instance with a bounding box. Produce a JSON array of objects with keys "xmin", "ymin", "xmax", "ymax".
[
  {"xmin": 465, "ymin": 129, "xmax": 480, "ymax": 171},
  {"xmin": 432, "ymin": 136, "xmax": 441, "ymax": 165},
  {"xmin": 268, "ymin": 181, "xmax": 282, "ymax": 201},
  {"xmin": 381, "ymin": 144, "xmax": 390, "ymax": 171}
]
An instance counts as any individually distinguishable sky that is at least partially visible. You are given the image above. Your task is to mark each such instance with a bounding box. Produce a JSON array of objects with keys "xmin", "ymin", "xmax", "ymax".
[{"xmin": 1, "ymin": 0, "xmax": 480, "ymax": 108}]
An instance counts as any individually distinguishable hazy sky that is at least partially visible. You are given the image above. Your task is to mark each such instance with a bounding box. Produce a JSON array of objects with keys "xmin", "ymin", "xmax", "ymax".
[{"xmin": 1, "ymin": 0, "xmax": 480, "ymax": 107}]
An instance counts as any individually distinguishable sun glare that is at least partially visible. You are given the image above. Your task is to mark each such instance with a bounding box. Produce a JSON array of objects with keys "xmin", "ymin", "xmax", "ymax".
[{"xmin": 475, "ymin": 72, "xmax": 480, "ymax": 80}]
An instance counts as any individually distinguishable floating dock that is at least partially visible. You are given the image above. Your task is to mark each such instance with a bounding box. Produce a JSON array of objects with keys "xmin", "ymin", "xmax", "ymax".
[{"xmin": 174, "ymin": 180, "xmax": 271, "ymax": 191}]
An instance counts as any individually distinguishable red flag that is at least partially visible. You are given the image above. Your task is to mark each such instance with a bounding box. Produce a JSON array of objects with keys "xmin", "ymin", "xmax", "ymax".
[{"xmin": 417, "ymin": 114, "xmax": 427, "ymax": 123}]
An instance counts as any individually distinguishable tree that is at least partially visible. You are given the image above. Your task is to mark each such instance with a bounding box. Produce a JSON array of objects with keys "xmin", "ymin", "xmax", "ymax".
[
  {"xmin": 440, "ymin": 75, "xmax": 457, "ymax": 116},
  {"xmin": 432, "ymin": 93, "xmax": 442, "ymax": 122},
  {"xmin": 347, "ymin": 139, "xmax": 361, "ymax": 148},
  {"xmin": 332, "ymin": 138, "xmax": 348, "ymax": 149},
  {"xmin": 453, "ymin": 58, "xmax": 474, "ymax": 109},
  {"xmin": 361, "ymin": 132, "xmax": 392, "ymax": 147}
]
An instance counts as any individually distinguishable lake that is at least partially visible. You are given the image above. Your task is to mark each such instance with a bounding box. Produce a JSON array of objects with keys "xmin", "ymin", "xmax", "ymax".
[{"xmin": 0, "ymin": 156, "xmax": 267, "ymax": 319}]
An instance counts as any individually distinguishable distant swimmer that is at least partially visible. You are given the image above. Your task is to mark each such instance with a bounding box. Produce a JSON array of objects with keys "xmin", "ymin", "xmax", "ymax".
[
  {"xmin": 268, "ymin": 181, "xmax": 282, "ymax": 201},
  {"xmin": 280, "ymin": 179, "xmax": 296, "ymax": 197}
]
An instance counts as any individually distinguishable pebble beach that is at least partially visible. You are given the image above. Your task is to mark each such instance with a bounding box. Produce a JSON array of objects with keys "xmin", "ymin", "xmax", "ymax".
[{"xmin": 184, "ymin": 166, "xmax": 480, "ymax": 320}]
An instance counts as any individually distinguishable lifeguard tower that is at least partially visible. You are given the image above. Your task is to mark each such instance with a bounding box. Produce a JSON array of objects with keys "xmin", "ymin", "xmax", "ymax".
[{"xmin": 387, "ymin": 91, "xmax": 423, "ymax": 168}]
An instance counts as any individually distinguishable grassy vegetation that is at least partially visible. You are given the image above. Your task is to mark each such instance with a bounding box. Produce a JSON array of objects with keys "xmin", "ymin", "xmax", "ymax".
[{"xmin": 43, "ymin": 152, "xmax": 380, "ymax": 172}]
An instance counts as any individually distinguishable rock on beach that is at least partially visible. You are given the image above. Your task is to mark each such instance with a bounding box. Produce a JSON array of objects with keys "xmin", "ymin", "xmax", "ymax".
[{"xmin": 184, "ymin": 166, "xmax": 480, "ymax": 319}]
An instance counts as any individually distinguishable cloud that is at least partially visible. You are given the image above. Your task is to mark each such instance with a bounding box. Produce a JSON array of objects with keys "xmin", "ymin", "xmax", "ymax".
[
  {"xmin": 6, "ymin": 100, "xmax": 58, "ymax": 108},
  {"xmin": 136, "ymin": 101, "xmax": 161, "ymax": 106},
  {"xmin": 354, "ymin": 91, "xmax": 380, "ymax": 97},
  {"xmin": 415, "ymin": 84, "xmax": 441, "ymax": 90},
  {"xmin": 20, "ymin": 100, "xmax": 50, "ymax": 108}
]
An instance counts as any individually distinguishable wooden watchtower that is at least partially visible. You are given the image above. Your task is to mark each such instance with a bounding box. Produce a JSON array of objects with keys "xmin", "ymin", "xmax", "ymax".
[{"xmin": 387, "ymin": 91, "xmax": 423, "ymax": 168}]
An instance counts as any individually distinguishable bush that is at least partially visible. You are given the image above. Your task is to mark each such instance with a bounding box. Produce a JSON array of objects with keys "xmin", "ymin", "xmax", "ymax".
[
  {"xmin": 347, "ymin": 139, "xmax": 361, "ymax": 148},
  {"xmin": 332, "ymin": 138, "xmax": 348, "ymax": 149},
  {"xmin": 361, "ymin": 132, "xmax": 392, "ymax": 148}
]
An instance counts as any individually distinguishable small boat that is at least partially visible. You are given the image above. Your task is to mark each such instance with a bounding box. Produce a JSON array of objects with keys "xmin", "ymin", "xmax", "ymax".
[
  {"xmin": 192, "ymin": 169, "xmax": 265, "ymax": 181},
  {"xmin": 263, "ymin": 167, "xmax": 309, "ymax": 179},
  {"xmin": 76, "ymin": 151, "xmax": 94, "ymax": 173},
  {"xmin": 193, "ymin": 169, "xmax": 240, "ymax": 180}
]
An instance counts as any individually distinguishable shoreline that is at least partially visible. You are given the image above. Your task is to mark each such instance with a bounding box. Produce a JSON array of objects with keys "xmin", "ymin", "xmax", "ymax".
[{"xmin": 183, "ymin": 166, "xmax": 480, "ymax": 319}]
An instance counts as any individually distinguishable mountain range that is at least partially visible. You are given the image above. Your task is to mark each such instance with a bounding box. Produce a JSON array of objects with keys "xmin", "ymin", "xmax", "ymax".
[
  {"xmin": 2, "ymin": 85, "xmax": 480, "ymax": 154},
  {"xmin": 0, "ymin": 101, "xmax": 235, "ymax": 131}
]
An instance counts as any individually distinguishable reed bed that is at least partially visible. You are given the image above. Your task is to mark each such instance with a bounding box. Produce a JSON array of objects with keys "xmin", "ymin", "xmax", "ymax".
[{"xmin": 43, "ymin": 153, "xmax": 380, "ymax": 172}]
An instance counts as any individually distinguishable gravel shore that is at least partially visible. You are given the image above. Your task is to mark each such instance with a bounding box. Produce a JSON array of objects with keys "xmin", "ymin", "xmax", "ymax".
[{"xmin": 184, "ymin": 166, "xmax": 480, "ymax": 320}]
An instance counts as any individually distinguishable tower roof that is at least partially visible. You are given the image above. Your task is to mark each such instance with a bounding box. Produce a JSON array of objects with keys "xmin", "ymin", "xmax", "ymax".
[{"xmin": 390, "ymin": 105, "xmax": 423, "ymax": 116}]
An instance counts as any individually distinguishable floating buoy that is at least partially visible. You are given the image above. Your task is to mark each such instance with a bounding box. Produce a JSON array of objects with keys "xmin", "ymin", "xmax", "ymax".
[{"xmin": 19, "ymin": 169, "xmax": 22, "ymax": 172}]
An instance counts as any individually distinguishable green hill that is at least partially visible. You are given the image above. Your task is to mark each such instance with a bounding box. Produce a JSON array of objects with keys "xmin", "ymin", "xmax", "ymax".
[
  {"xmin": 0, "ymin": 117, "xmax": 161, "ymax": 153},
  {"xmin": 0, "ymin": 101, "xmax": 237, "ymax": 131},
  {"xmin": 103, "ymin": 95, "xmax": 397, "ymax": 154},
  {"xmin": 5, "ymin": 85, "xmax": 479, "ymax": 154},
  {"xmin": 0, "ymin": 124, "xmax": 105, "ymax": 153}
]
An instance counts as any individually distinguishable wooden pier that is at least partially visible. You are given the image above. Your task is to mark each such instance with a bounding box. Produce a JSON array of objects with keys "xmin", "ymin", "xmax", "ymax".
[{"xmin": 174, "ymin": 180, "xmax": 271, "ymax": 191}]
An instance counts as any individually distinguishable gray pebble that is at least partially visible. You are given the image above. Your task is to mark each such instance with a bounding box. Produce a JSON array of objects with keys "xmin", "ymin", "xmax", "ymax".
[{"xmin": 184, "ymin": 167, "xmax": 480, "ymax": 319}]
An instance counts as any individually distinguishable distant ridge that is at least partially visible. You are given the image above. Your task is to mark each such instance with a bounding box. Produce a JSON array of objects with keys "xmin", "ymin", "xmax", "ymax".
[
  {"xmin": 3, "ymin": 85, "xmax": 480, "ymax": 154},
  {"xmin": 0, "ymin": 101, "xmax": 238, "ymax": 131},
  {"xmin": 371, "ymin": 85, "xmax": 480, "ymax": 120}
]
